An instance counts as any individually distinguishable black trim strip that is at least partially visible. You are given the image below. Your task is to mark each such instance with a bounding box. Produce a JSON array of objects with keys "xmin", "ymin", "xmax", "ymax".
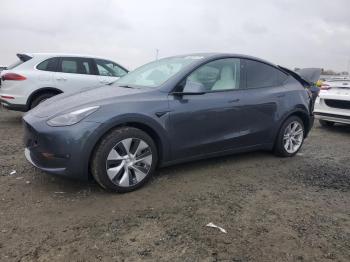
[
  {"xmin": 314, "ymin": 112, "xmax": 350, "ymax": 120},
  {"xmin": 0, "ymin": 99, "xmax": 28, "ymax": 112}
]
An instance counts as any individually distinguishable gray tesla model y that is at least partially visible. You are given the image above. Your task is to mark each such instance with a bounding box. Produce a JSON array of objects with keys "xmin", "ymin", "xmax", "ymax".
[{"xmin": 23, "ymin": 53, "xmax": 319, "ymax": 192}]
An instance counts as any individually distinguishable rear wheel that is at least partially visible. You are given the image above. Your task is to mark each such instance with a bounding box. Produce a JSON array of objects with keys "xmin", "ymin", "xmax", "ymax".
[
  {"xmin": 91, "ymin": 127, "xmax": 158, "ymax": 193},
  {"xmin": 30, "ymin": 92, "xmax": 56, "ymax": 109},
  {"xmin": 274, "ymin": 116, "xmax": 305, "ymax": 157},
  {"xmin": 319, "ymin": 120, "xmax": 335, "ymax": 127}
]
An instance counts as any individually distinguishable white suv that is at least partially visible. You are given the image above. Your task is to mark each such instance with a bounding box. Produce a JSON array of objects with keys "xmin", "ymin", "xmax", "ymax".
[
  {"xmin": 0, "ymin": 53, "xmax": 128, "ymax": 111},
  {"xmin": 314, "ymin": 78, "xmax": 350, "ymax": 126}
]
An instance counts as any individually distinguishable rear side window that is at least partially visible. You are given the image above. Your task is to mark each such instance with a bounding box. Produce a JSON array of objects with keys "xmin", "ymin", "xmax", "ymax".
[
  {"xmin": 37, "ymin": 58, "xmax": 59, "ymax": 72},
  {"xmin": 95, "ymin": 59, "xmax": 127, "ymax": 77},
  {"xmin": 59, "ymin": 57, "xmax": 94, "ymax": 75},
  {"xmin": 244, "ymin": 59, "xmax": 288, "ymax": 88}
]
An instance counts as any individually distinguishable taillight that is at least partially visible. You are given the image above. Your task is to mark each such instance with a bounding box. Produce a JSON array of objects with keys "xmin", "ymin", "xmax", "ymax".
[
  {"xmin": 2, "ymin": 73, "xmax": 26, "ymax": 81},
  {"xmin": 0, "ymin": 95, "xmax": 15, "ymax": 99},
  {"xmin": 320, "ymin": 84, "xmax": 331, "ymax": 90}
]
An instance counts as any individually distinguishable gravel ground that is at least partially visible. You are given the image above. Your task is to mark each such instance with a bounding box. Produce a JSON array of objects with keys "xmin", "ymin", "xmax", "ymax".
[{"xmin": 0, "ymin": 107, "xmax": 349, "ymax": 262}]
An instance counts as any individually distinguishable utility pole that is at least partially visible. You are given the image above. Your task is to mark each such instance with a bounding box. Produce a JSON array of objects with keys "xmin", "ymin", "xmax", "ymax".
[{"xmin": 155, "ymin": 49, "xmax": 159, "ymax": 60}]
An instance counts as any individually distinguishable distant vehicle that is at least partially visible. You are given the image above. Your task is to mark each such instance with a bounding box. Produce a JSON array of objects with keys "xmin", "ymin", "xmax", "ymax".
[
  {"xmin": 314, "ymin": 78, "xmax": 350, "ymax": 126},
  {"xmin": 0, "ymin": 66, "xmax": 6, "ymax": 72},
  {"xmin": 23, "ymin": 53, "xmax": 319, "ymax": 192},
  {"xmin": 0, "ymin": 53, "xmax": 128, "ymax": 111}
]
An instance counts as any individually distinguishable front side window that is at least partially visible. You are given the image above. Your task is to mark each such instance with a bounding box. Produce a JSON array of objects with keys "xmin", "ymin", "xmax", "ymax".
[
  {"xmin": 59, "ymin": 57, "xmax": 93, "ymax": 75},
  {"xmin": 37, "ymin": 57, "xmax": 59, "ymax": 72},
  {"xmin": 95, "ymin": 59, "xmax": 127, "ymax": 77},
  {"xmin": 244, "ymin": 60, "xmax": 286, "ymax": 88},
  {"xmin": 183, "ymin": 58, "xmax": 241, "ymax": 92},
  {"xmin": 116, "ymin": 56, "xmax": 204, "ymax": 88}
]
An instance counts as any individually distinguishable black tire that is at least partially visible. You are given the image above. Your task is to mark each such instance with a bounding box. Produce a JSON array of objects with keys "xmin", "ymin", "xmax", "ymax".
[
  {"xmin": 91, "ymin": 127, "xmax": 158, "ymax": 193},
  {"xmin": 30, "ymin": 93, "xmax": 56, "ymax": 109},
  {"xmin": 274, "ymin": 116, "xmax": 305, "ymax": 157},
  {"xmin": 319, "ymin": 120, "xmax": 335, "ymax": 127}
]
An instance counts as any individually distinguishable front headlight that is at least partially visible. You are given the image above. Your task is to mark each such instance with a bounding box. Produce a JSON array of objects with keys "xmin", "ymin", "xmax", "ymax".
[{"xmin": 47, "ymin": 106, "xmax": 100, "ymax": 127}]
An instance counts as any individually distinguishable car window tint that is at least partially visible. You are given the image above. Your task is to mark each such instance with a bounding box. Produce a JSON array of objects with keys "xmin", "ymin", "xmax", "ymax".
[
  {"xmin": 95, "ymin": 59, "xmax": 127, "ymax": 77},
  {"xmin": 245, "ymin": 60, "xmax": 278, "ymax": 88},
  {"xmin": 81, "ymin": 61, "xmax": 92, "ymax": 75},
  {"xmin": 184, "ymin": 58, "xmax": 241, "ymax": 92},
  {"xmin": 276, "ymin": 69, "xmax": 289, "ymax": 85},
  {"xmin": 59, "ymin": 58, "xmax": 93, "ymax": 74},
  {"xmin": 61, "ymin": 59, "xmax": 78, "ymax": 74},
  {"xmin": 37, "ymin": 58, "xmax": 58, "ymax": 72}
]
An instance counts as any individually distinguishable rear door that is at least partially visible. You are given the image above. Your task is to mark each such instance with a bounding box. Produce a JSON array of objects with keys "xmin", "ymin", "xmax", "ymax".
[
  {"xmin": 94, "ymin": 59, "xmax": 128, "ymax": 85},
  {"xmin": 54, "ymin": 57, "xmax": 100, "ymax": 93},
  {"xmin": 238, "ymin": 59, "xmax": 290, "ymax": 146},
  {"xmin": 35, "ymin": 57, "xmax": 58, "ymax": 83}
]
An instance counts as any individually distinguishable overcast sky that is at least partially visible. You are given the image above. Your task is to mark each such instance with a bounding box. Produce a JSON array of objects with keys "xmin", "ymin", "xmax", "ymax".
[{"xmin": 0, "ymin": 0, "xmax": 349, "ymax": 71}]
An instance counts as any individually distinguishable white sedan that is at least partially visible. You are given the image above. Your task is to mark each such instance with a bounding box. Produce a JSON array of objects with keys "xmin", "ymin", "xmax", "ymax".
[{"xmin": 314, "ymin": 78, "xmax": 350, "ymax": 126}]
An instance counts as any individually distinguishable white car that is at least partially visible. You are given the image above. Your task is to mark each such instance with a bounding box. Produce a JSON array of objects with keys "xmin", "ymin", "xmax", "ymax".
[
  {"xmin": 0, "ymin": 53, "xmax": 128, "ymax": 111},
  {"xmin": 314, "ymin": 78, "xmax": 350, "ymax": 126}
]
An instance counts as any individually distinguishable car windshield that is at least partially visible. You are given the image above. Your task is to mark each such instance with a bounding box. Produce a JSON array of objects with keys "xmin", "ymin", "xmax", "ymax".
[{"xmin": 115, "ymin": 56, "xmax": 204, "ymax": 88}]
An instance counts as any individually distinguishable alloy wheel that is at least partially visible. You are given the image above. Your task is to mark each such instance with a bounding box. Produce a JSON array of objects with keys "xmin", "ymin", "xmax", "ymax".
[
  {"xmin": 283, "ymin": 121, "xmax": 304, "ymax": 154},
  {"xmin": 105, "ymin": 138, "xmax": 153, "ymax": 187}
]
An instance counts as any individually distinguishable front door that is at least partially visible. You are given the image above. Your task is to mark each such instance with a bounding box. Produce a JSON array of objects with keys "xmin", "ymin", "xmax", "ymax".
[
  {"xmin": 168, "ymin": 58, "xmax": 250, "ymax": 160},
  {"xmin": 54, "ymin": 57, "xmax": 100, "ymax": 93}
]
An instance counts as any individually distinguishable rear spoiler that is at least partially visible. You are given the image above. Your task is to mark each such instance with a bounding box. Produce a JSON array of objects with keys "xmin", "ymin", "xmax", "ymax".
[
  {"xmin": 17, "ymin": 53, "xmax": 32, "ymax": 62},
  {"xmin": 278, "ymin": 66, "xmax": 321, "ymax": 87}
]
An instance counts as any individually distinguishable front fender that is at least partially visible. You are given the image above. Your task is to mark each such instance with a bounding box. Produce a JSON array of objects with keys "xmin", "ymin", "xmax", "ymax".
[{"xmin": 81, "ymin": 113, "xmax": 171, "ymax": 176}]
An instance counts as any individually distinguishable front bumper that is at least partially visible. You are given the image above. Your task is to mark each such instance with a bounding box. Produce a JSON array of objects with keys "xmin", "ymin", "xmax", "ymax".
[
  {"xmin": 314, "ymin": 112, "xmax": 350, "ymax": 124},
  {"xmin": 23, "ymin": 114, "xmax": 102, "ymax": 180},
  {"xmin": 314, "ymin": 96, "xmax": 350, "ymax": 125},
  {"xmin": 25, "ymin": 148, "xmax": 67, "ymax": 175}
]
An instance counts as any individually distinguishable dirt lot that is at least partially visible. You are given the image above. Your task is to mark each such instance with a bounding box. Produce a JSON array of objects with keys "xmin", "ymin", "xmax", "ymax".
[{"xmin": 0, "ymin": 107, "xmax": 349, "ymax": 262}]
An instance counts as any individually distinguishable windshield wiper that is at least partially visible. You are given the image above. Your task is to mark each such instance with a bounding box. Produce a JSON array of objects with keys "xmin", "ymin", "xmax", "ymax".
[
  {"xmin": 118, "ymin": 85, "xmax": 134, "ymax": 89},
  {"xmin": 106, "ymin": 80, "xmax": 118, "ymax": 86}
]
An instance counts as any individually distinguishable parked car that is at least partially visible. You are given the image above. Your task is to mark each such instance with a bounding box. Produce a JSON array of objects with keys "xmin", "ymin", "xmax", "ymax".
[
  {"xmin": 23, "ymin": 53, "xmax": 319, "ymax": 192},
  {"xmin": 314, "ymin": 78, "xmax": 350, "ymax": 126},
  {"xmin": 0, "ymin": 66, "xmax": 7, "ymax": 72},
  {"xmin": 0, "ymin": 53, "xmax": 128, "ymax": 111}
]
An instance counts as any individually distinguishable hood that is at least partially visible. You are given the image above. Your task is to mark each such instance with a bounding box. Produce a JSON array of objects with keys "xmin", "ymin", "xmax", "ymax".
[
  {"xmin": 295, "ymin": 68, "xmax": 322, "ymax": 84},
  {"xmin": 29, "ymin": 85, "xmax": 147, "ymax": 118}
]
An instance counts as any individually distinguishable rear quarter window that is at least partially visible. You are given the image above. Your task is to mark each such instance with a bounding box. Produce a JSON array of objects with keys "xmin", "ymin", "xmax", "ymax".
[
  {"xmin": 244, "ymin": 59, "xmax": 288, "ymax": 88},
  {"xmin": 276, "ymin": 69, "xmax": 289, "ymax": 85},
  {"xmin": 36, "ymin": 58, "xmax": 59, "ymax": 72}
]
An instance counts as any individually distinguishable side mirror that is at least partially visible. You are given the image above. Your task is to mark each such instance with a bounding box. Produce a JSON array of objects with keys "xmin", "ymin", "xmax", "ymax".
[{"xmin": 171, "ymin": 80, "xmax": 207, "ymax": 96}]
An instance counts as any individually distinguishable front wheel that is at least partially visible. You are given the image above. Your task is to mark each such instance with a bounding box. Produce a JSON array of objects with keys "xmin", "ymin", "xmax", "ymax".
[
  {"xmin": 91, "ymin": 127, "xmax": 158, "ymax": 193},
  {"xmin": 274, "ymin": 116, "xmax": 305, "ymax": 157}
]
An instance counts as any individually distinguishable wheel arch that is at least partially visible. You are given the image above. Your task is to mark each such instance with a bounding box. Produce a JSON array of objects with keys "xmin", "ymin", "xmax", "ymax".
[
  {"xmin": 86, "ymin": 116, "xmax": 170, "ymax": 179},
  {"xmin": 27, "ymin": 87, "xmax": 63, "ymax": 108},
  {"xmin": 277, "ymin": 107, "xmax": 312, "ymax": 140}
]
